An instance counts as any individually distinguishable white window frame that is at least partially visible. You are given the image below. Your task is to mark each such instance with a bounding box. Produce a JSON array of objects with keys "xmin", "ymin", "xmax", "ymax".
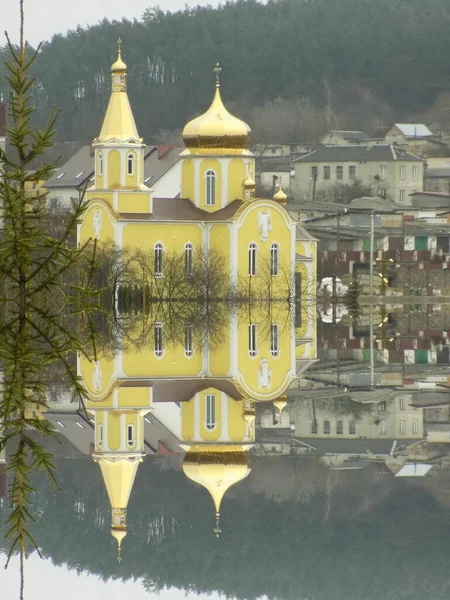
[
  {"xmin": 184, "ymin": 324, "xmax": 194, "ymax": 357},
  {"xmin": 400, "ymin": 420, "xmax": 405, "ymax": 435},
  {"xmin": 336, "ymin": 165, "xmax": 343, "ymax": 180},
  {"xmin": 323, "ymin": 420, "xmax": 331, "ymax": 434},
  {"xmin": 127, "ymin": 424, "xmax": 135, "ymax": 447},
  {"xmin": 380, "ymin": 420, "xmax": 386, "ymax": 435},
  {"xmin": 127, "ymin": 152, "xmax": 135, "ymax": 176},
  {"xmin": 413, "ymin": 419, "xmax": 418, "ymax": 434},
  {"xmin": 400, "ymin": 165, "xmax": 406, "ymax": 180},
  {"xmin": 98, "ymin": 424, "xmax": 103, "ymax": 447},
  {"xmin": 399, "ymin": 189, "xmax": 405, "ymax": 203},
  {"xmin": 184, "ymin": 243, "xmax": 194, "ymax": 277},
  {"xmin": 205, "ymin": 169, "xmax": 216, "ymax": 206},
  {"xmin": 154, "ymin": 242, "xmax": 164, "ymax": 278},
  {"xmin": 270, "ymin": 243, "xmax": 279, "ymax": 276},
  {"xmin": 205, "ymin": 394, "xmax": 216, "ymax": 430},
  {"xmin": 248, "ymin": 323, "xmax": 257, "ymax": 357},
  {"xmin": 412, "ymin": 165, "xmax": 419, "ymax": 180},
  {"xmin": 323, "ymin": 165, "xmax": 330, "ymax": 180},
  {"xmin": 399, "ymin": 396, "xmax": 405, "ymax": 411},
  {"xmin": 349, "ymin": 165, "xmax": 356, "ymax": 180},
  {"xmin": 270, "ymin": 324, "xmax": 279, "ymax": 357},
  {"xmin": 154, "ymin": 322, "xmax": 164, "ymax": 357},
  {"xmin": 349, "ymin": 420, "xmax": 356, "ymax": 435},
  {"xmin": 248, "ymin": 242, "xmax": 257, "ymax": 276},
  {"xmin": 98, "ymin": 153, "xmax": 103, "ymax": 176}
]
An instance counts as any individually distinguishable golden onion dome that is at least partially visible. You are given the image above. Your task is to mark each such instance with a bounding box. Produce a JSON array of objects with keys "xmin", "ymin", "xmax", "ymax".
[
  {"xmin": 273, "ymin": 395, "xmax": 288, "ymax": 415},
  {"xmin": 242, "ymin": 174, "xmax": 256, "ymax": 190},
  {"xmin": 182, "ymin": 445, "xmax": 251, "ymax": 536},
  {"xmin": 182, "ymin": 63, "xmax": 251, "ymax": 151},
  {"xmin": 273, "ymin": 185, "xmax": 288, "ymax": 204},
  {"xmin": 111, "ymin": 38, "xmax": 127, "ymax": 73}
]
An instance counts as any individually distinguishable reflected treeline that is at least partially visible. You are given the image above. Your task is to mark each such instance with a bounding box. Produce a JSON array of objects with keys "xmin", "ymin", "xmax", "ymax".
[{"xmin": 1, "ymin": 456, "xmax": 450, "ymax": 600}]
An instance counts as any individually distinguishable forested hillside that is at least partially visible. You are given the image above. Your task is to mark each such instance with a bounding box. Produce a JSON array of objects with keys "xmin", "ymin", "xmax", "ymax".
[
  {"xmin": 2, "ymin": 456, "xmax": 450, "ymax": 600},
  {"xmin": 1, "ymin": 0, "xmax": 450, "ymax": 144}
]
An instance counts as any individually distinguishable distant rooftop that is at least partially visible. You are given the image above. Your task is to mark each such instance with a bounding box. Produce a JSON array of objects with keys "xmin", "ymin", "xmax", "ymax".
[
  {"xmin": 295, "ymin": 144, "xmax": 423, "ymax": 163},
  {"xmin": 391, "ymin": 123, "xmax": 433, "ymax": 138},
  {"xmin": 322, "ymin": 130, "xmax": 368, "ymax": 141}
]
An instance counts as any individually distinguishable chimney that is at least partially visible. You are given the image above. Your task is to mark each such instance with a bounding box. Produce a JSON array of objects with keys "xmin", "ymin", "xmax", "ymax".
[{"xmin": 158, "ymin": 144, "xmax": 173, "ymax": 159}]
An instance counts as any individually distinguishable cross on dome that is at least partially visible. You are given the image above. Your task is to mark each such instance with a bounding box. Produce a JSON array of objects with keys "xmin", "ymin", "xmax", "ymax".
[{"xmin": 214, "ymin": 62, "xmax": 222, "ymax": 88}]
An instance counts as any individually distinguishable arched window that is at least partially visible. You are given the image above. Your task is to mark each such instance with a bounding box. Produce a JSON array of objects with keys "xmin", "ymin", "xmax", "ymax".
[
  {"xmin": 127, "ymin": 424, "xmax": 135, "ymax": 447},
  {"xmin": 154, "ymin": 322, "xmax": 164, "ymax": 357},
  {"xmin": 270, "ymin": 243, "xmax": 279, "ymax": 276},
  {"xmin": 98, "ymin": 424, "xmax": 103, "ymax": 447},
  {"xmin": 248, "ymin": 323, "xmax": 257, "ymax": 357},
  {"xmin": 184, "ymin": 243, "xmax": 194, "ymax": 276},
  {"xmin": 154, "ymin": 242, "xmax": 164, "ymax": 277},
  {"xmin": 205, "ymin": 170, "xmax": 216, "ymax": 206},
  {"xmin": 127, "ymin": 153, "xmax": 135, "ymax": 176},
  {"xmin": 205, "ymin": 394, "xmax": 216, "ymax": 430},
  {"xmin": 270, "ymin": 324, "xmax": 279, "ymax": 357},
  {"xmin": 184, "ymin": 324, "xmax": 194, "ymax": 357},
  {"xmin": 248, "ymin": 243, "xmax": 257, "ymax": 276},
  {"xmin": 98, "ymin": 153, "xmax": 103, "ymax": 176}
]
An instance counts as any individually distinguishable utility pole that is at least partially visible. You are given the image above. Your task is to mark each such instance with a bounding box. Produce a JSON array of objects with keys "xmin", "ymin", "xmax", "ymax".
[{"xmin": 369, "ymin": 211, "xmax": 375, "ymax": 388}]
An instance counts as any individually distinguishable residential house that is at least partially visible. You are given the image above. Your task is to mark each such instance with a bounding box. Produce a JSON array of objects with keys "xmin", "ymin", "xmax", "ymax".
[
  {"xmin": 294, "ymin": 145, "xmax": 424, "ymax": 204},
  {"xmin": 256, "ymin": 157, "xmax": 294, "ymax": 194},
  {"xmin": 425, "ymin": 167, "xmax": 450, "ymax": 193},
  {"xmin": 320, "ymin": 130, "xmax": 369, "ymax": 146},
  {"xmin": 385, "ymin": 123, "xmax": 448, "ymax": 157},
  {"xmin": 45, "ymin": 144, "xmax": 183, "ymax": 205}
]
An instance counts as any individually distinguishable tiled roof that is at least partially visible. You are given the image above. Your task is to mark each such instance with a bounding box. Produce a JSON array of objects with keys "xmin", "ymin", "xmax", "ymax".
[
  {"xmin": 294, "ymin": 144, "xmax": 423, "ymax": 163},
  {"xmin": 392, "ymin": 123, "xmax": 433, "ymax": 138},
  {"xmin": 120, "ymin": 198, "xmax": 243, "ymax": 222}
]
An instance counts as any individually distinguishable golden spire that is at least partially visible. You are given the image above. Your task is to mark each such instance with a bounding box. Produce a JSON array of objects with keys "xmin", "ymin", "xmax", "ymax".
[
  {"xmin": 214, "ymin": 62, "xmax": 222, "ymax": 88},
  {"xmin": 273, "ymin": 394, "xmax": 288, "ymax": 415},
  {"xmin": 182, "ymin": 64, "xmax": 251, "ymax": 152},
  {"xmin": 273, "ymin": 182, "xmax": 288, "ymax": 204},
  {"xmin": 95, "ymin": 41, "xmax": 142, "ymax": 144},
  {"xmin": 214, "ymin": 512, "xmax": 222, "ymax": 538},
  {"xmin": 111, "ymin": 528, "xmax": 127, "ymax": 563}
]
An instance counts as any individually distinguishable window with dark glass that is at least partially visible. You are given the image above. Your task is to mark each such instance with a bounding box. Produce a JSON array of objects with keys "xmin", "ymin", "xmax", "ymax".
[
  {"xmin": 206, "ymin": 170, "xmax": 216, "ymax": 206},
  {"xmin": 248, "ymin": 243, "xmax": 257, "ymax": 276},
  {"xmin": 270, "ymin": 243, "xmax": 279, "ymax": 276},
  {"xmin": 154, "ymin": 243, "xmax": 164, "ymax": 277}
]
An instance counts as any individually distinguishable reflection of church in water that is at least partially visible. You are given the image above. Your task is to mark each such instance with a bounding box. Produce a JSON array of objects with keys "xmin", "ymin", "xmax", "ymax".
[{"xmin": 76, "ymin": 43, "xmax": 317, "ymax": 559}]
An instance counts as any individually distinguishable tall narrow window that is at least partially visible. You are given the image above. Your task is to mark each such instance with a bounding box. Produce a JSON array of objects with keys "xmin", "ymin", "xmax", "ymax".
[
  {"xmin": 98, "ymin": 424, "xmax": 103, "ymax": 447},
  {"xmin": 323, "ymin": 166, "xmax": 330, "ymax": 180},
  {"xmin": 349, "ymin": 420, "xmax": 356, "ymax": 435},
  {"xmin": 205, "ymin": 394, "xmax": 216, "ymax": 430},
  {"xmin": 400, "ymin": 420, "xmax": 405, "ymax": 434},
  {"xmin": 248, "ymin": 323, "xmax": 257, "ymax": 357},
  {"xmin": 399, "ymin": 397, "xmax": 405, "ymax": 411},
  {"xmin": 270, "ymin": 243, "xmax": 279, "ymax": 276},
  {"xmin": 127, "ymin": 153, "xmax": 135, "ymax": 176},
  {"xmin": 184, "ymin": 324, "xmax": 194, "ymax": 357},
  {"xmin": 184, "ymin": 243, "xmax": 194, "ymax": 276},
  {"xmin": 399, "ymin": 165, "xmax": 405, "ymax": 180},
  {"xmin": 336, "ymin": 420, "xmax": 343, "ymax": 434},
  {"xmin": 412, "ymin": 165, "xmax": 419, "ymax": 180},
  {"xmin": 380, "ymin": 420, "xmax": 386, "ymax": 435},
  {"xmin": 206, "ymin": 170, "xmax": 216, "ymax": 206},
  {"xmin": 399, "ymin": 189, "xmax": 405, "ymax": 203},
  {"xmin": 248, "ymin": 243, "xmax": 257, "ymax": 276},
  {"xmin": 380, "ymin": 165, "xmax": 386, "ymax": 180},
  {"xmin": 413, "ymin": 420, "xmax": 418, "ymax": 434},
  {"xmin": 323, "ymin": 420, "xmax": 331, "ymax": 434},
  {"xmin": 270, "ymin": 324, "xmax": 279, "ymax": 357},
  {"xmin": 98, "ymin": 153, "xmax": 103, "ymax": 176},
  {"xmin": 154, "ymin": 242, "xmax": 164, "ymax": 277},
  {"xmin": 311, "ymin": 166, "xmax": 318, "ymax": 179},
  {"xmin": 349, "ymin": 165, "xmax": 356, "ymax": 180},
  {"xmin": 127, "ymin": 424, "xmax": 135, "ymax": 447},
  {"xmin": 154, "ymin": 322, "xmax": 164, "ymax": 357},
  {"xmin": 336, "ymin": 166, "xmax": 343, "ymax": 180}
]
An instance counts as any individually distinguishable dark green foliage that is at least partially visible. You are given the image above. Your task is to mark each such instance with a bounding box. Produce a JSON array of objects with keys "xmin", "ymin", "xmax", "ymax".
[{"xmin": 1, "ymin": 0, "xmax": 450, "ymax": 143}]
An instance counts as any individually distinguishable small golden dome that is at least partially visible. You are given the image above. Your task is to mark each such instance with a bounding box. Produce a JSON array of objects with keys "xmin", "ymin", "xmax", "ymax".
[
  {"xmin": 112, "ymin": 38, "xmax": 127, "ymax": 73},
  {"xmin": 242, "ymin": 175, "xmax": 256, "ymax": 190},
  {"xmin": 182, "ymin": 63, "xmax": 251, "ymax": 151},
  {"xmin": 273, "ymin": 395, "xmax": 288, "ymax": 415},
  {"xmin": 182, "ymin": 446, "xmax": 251, "ymax": 534},
  {"xmin": 273, "ymin": 185, "xmax": 288, "ymax": 204}
]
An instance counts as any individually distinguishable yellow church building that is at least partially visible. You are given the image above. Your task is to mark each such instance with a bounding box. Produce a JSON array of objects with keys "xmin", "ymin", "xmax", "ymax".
[{"xmin": 77, "ymin": 42, "xmax": 317, "ymax": 559}]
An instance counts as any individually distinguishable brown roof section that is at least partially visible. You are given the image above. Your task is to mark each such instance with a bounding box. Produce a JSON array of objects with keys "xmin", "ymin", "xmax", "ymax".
[
  {"xmin": 0, "ymin": 102, "xmax": 6, "ymax": 137},
  {"xmin": 120, "ymin": 198, "xmax": 243, "ymax": 222},
  {"xmin": 151, "ymin": 379, "xmax": 243, "ymax": 403}
]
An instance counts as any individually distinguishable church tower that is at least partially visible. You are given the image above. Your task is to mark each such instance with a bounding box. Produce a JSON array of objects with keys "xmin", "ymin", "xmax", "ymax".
[
  {"xmin": 87, "ymin": 40, "xmax": 152, "ymax": 215},
  {"xmin": 180, "ymin": 63, "xmax": 256, "ymax": 211}
]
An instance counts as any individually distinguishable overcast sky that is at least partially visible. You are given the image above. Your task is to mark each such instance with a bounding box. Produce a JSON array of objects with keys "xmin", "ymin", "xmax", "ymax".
[
  {"xmin": 3, "ymin": 0, "xmax": 225, "ymax": 47},
  {"xmin": 3, "ymin": 552, "xmax": 227, "ymax": 600}
]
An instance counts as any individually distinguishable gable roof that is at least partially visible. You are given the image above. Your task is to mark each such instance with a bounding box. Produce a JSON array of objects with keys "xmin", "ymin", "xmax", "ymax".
[
  {"xmin": 322, "ymin": 130, "xmax": 368, "ymax": 142},
  {"xmin": 45, "ymin": 145, "xmax": 183, "ymax": 189},
  {"xmin": 294, "ymin": 144, "xmax": 423, "ymax": 163},
  {"xmin": 391, "ymin": 124, "xmax": 433, "ymax": 138}
]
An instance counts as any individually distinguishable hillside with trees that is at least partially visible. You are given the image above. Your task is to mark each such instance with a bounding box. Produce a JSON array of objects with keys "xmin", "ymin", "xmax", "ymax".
[
  {"xmin": 1, "ymin": 0, "xmax": 450, "ymax": 146},
  {"xmin": 2, "ymin": 455, "xmax": 450, "ymax": 600}
]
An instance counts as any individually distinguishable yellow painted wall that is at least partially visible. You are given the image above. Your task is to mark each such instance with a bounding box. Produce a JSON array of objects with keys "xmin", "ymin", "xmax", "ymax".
[
  {"xmin": 209, "ymin": 321, "xmax": 231, "ymax": 376},
  {"xmin": 123, "ymin": 344, "xmax": 202, "ymax": 378},
  {"xmin": 122, "ymin": 222, "xmax": 202, "ymax": 253},
  {"xmin": 118, "ymin": 387, "xmax": 151, "ymax": 408},
  {"xmin": 181, "ymin": 159, "xmax": 194, "ymax": 200},
  {"xmin": 79, "ymin": 203, "xmax": 115, "ymax": 245},
  {"xmin": 227, "ymin": 399, "xmax": 247, "ymax": 441},
  {"xmin": 200, "ymin": 159, "xmax": 221, "ymax": 211},
  {"xmin": 108, "ymin": 150, "xmax": 121, "ymax": 188},
  {"xmin": 117, "ymin": 191, "xmax": 151, "ymax": 213},
  {"xmin": 228, "ymin": 159, "xmax": 247, "ymax": 202},
  {"xmin": 236, "ymin": 306, "xmax": 292, "ymax": 400},
  {"xmin": 107, "ymin": 411, "xmax": 121, "ymax": 450},
  {"xmin": 181, "ymin": 399, "xmax": 195, "ymax": 441}
]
